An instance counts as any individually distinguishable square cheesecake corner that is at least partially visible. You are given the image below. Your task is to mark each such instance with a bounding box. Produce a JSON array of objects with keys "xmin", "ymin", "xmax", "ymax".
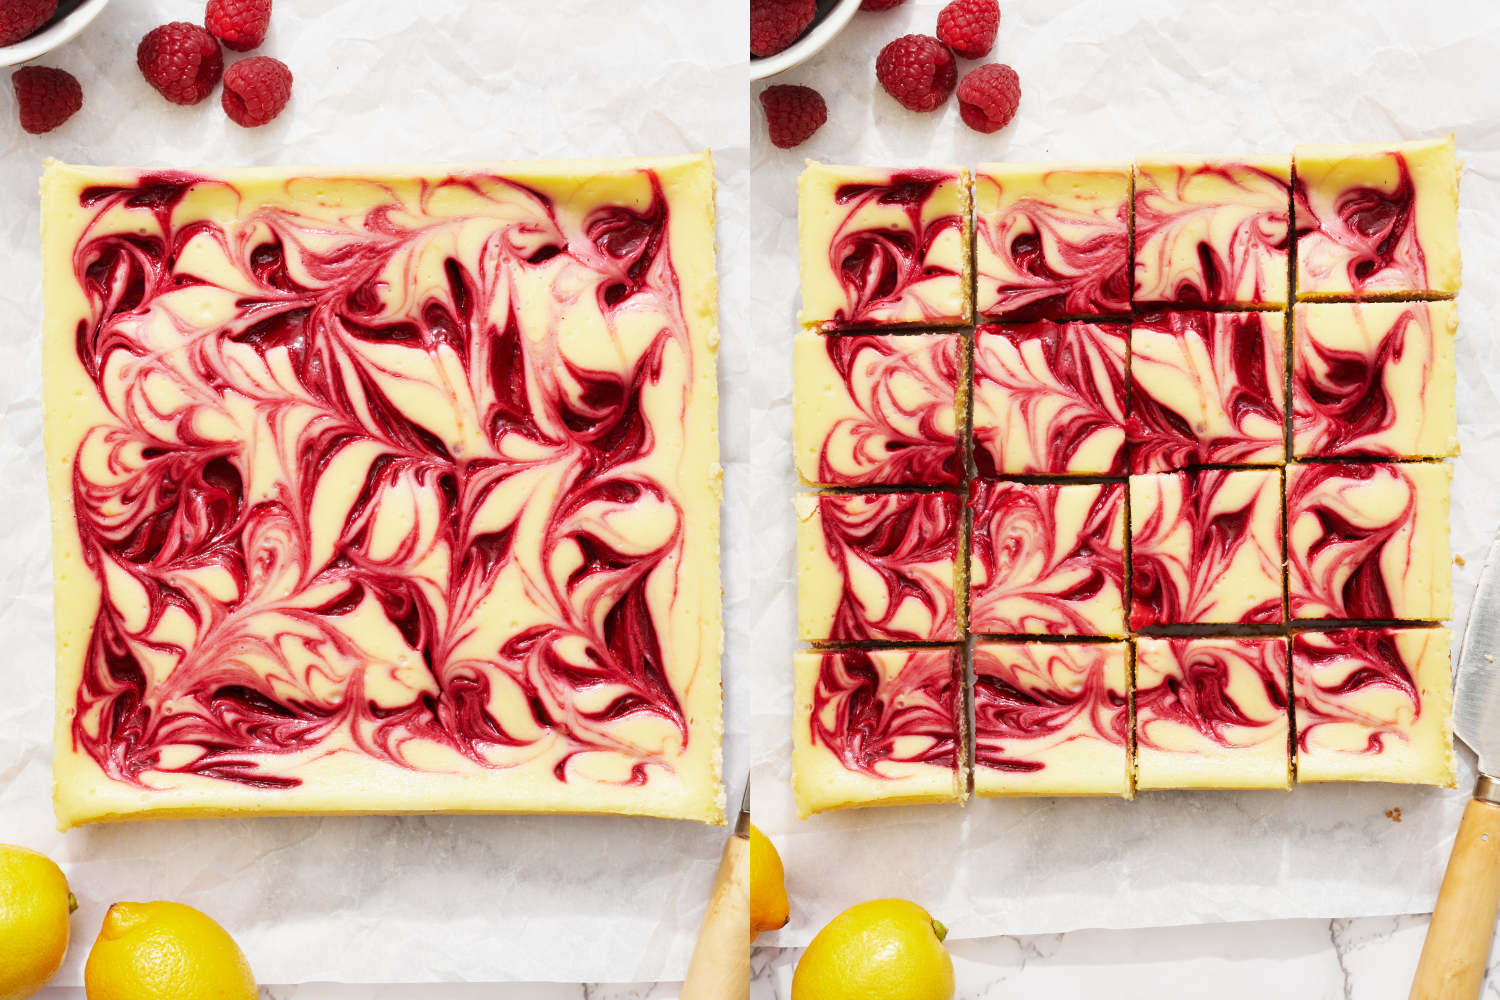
[
  {"xmin": 1291, "ymin": 300, "xmax": 1458, "ymax": 461},
  {"xmin": 1293, "ymin": 135, "xmax": 1461, "ymax": 301},
  {"xmin": 1132, "ymin": 153, "xmax": 1294, "ymax": 309},
  {"xmin": 1291, "ymin": 627, "xmax": 1455, "ymax": 787},
  {"xmin": 968, "ymin": 480, "xmax": 1127, "ymax": 638},
  {"xmin": 796, "ymin": 163, "xmax": 972, "ymax": 330},
  {"xmin": 1286, "ymin": 461, "xmax": 1453, "ymax": 622},
  {"xmin": 796, "ymin": 491, "xmax": 962, "ymax": 644},
  {"xmin": 972, "ymin": 641, "xmax": 1131, "ymax": 797},
  {"xmin": 43, "ymin": 153, "xmax": 724, "ymax": 828},
  {"xmin": 792, "ymin": 330, "xmax": 963, "ymax": 488},
  {"xmin": 1134, "ymin": 636, "xmax": 1292, "ymax": 791},
  {"xmin": 792, "ymin": 646, "xmax": 965, "ymax": 819},
  {"xmin": 972, "ymin": 160, "xmax": 1132, "ymax": 322}
]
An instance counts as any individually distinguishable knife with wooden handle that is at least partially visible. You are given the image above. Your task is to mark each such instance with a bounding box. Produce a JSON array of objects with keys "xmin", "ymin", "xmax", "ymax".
[
  {"xmin": 681, "ymin": 781, "xmax": 750, "ymax": 1000},
  {"xmin": 1410, "ymin": 531, "xmax": 1500, "ymax": 1000}
]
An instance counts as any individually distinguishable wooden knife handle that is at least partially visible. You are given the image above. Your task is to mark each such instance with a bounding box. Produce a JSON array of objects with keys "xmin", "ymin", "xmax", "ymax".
[
  {"xmin": 680, "ymin": 834, "xmax": 750, "ymax": 1000},
  {"xmin": 1410, "ymin": 797, "xmax": 1500, "ymax": 1000}
]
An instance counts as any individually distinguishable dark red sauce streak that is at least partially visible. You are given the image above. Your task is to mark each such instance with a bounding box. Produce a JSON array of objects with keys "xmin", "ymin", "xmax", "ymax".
[
  {"xmin": 967, "ymin": 480, "xmax": 1124, "ymax": 635},
  {"xmin": 826, "ymin": 171, "xmax": 961, "ymax": 329},
  {"xmin": 1135, "ymin": 638, "xmax": 1288, "ymax": 750},
  {"xmin": 820, "ymin": 492, "xmax": 960, "ymax": 643},
  {"xmin": 1286, "ymin": 463, "xmax": 1413, "ymax": 619},
  {"xmin": 1292, "ymin": 629, "xmax": 1421, "ymax": 754},
  {"xmin": 1130, "ymin": 469, "xmax": 1283, "ymax": 629},
  {"xmin": 809, "ymin": 647, "xmax": 960, "ymax": 777},
  {"xmin": 820, "ymin": 334, "xmax": 961, "ymax": 486},
  {"xmin": 983, "ymin": 198, "xmax": 1131, "ymax": 320},
  {"xmin": 1127, "ymin": 310, "xmax": 1284, "ymax": 474},
  {"xmin": 1299, "ymin": 156, "xmax": 1423, "ymax": 290},
  {"xmin": 69, "ymin": 172, "xmax": 691, "ymax": 789},
  {"xmin": 972, "ymin": 322, "xmax": 1129, "ymax": 477},
  {"xmin": 971, "ymin": 645, "xmax": 1126, "ymax": 772},
  {"xmin": 1292, "ymin": 306, "xmax": 1419, "ymax": 457}
]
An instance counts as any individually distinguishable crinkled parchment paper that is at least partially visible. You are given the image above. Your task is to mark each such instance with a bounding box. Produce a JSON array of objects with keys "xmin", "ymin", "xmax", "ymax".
[
  {"xmin": 0, "ymin": 0, "xmax": 748, "ymax": 984},
  {"xmin": 751, "ymin": 0, "xmax": 1500, "ymax": 947}
]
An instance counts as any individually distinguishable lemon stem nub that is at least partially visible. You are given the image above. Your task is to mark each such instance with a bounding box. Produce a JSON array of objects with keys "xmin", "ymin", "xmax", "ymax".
[
  {"xmin": 931, "ymin": 918, "xmax": 948, "ymax": 942},
  {"xmin": 68, "ymin": 892, "xmax": 78, "ymax": 914}
]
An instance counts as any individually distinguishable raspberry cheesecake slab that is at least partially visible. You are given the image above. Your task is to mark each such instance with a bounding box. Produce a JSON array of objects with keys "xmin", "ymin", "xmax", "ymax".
[
  {"xmin": 793, "ymin": 330, "xmax": 963, "ymax": 488},
  {"xmin": 1293, "ymin": 136, "xmax": 1461, "ymax": 301},
  {"xmin": 971, "ymin": 641, "xmax": 1130, "ymax": 797},
  {"xmin": 968, "ymin": 480, "xmax": 1126, "ymax": 637},
  {"xmin": 1128, "ymin": 310, "xmax": 1287, "ymax": 474},
  {"xmin": 1133, "ymin": 154, "xmax": 1295, "ymax": 308},
  {"xmin": 795, "ymin": 491, "xmax": 962, "ymax": 644},
  {"xmin": 1134, "ymin": 636, "xmax": 1291, "ymax": 791},
  {"xmin": 1291, "ymin": 301, "xmax": 1458, "ymax": 460},
  {"xmin": 1129, "ymin": 468, "xmax": 1284, "ymax": 628},
  {"xmin": 797, "ymin": 163, "xmax": 972, "ymax": 330},
  {"xmin": 1286, "ymin": 461, "xmax": 1452, "ymax": 621},
  {"xmin": 1292, "ymin": 628, "xmax": 1455, "ymax": 786},
  {"xmin": 793, "ymin": 646, "xmax": 966, "ymax": 818},
  {"xmin": 973, "ymin": 161, "xmax": 1132, "ymax": 321},
  {"xmin": 970, "ymin": 321, "xmax": 1129, "ymax": 476},
  {"xmin": 42, "ymin": 154, "xmax": 724, "ymax": 828}
]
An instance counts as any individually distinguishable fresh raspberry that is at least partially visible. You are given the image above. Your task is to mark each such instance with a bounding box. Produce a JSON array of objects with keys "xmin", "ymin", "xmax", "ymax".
[
  {"xmin": 760, "ymin": 84, "xmax": 827, "ymax": 149},
  {"xmin": 205, "ymin": 0, "xmax": 271, "ymax": 52},
  {"xmin": 956, "ymin": 62, "xmax": 1020, "ymax": 133},
  {"xmin": 221, "ymin": 55, "xmax": 291, "ymax": 127},
  {"xmin": 750, "ymin": 0, "xmax": 815, "ymax": 58},
  {"xmin": 12, "ymin": 65, "xmax": 80, "ymax": 134},
  {"xmin": 936, "ymin": 0, "xmax": 999, "ymax": 59},
  {"xmin": 859, "ymin": 0, "xmax": 907, "ymax": 10},
  {"xmin": 0, "ymin": 0, "xmax": 56, "ymax": 47},
  {"xmin": 137, "ymin": 22, "xmax": 223, "ymax": 106},
  {"xmin": 875, "ymin": 35, "xmax": 957, "ymax": 113}
]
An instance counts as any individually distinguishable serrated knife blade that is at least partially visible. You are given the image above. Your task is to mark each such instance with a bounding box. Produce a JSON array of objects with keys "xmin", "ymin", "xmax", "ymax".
[{"xmin": 1455, "ymin": 529, "xmax": 1500, "ymax": 777}]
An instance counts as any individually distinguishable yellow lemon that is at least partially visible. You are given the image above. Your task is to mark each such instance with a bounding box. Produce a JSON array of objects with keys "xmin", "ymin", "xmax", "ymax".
[
  {"xmin": 791, "ymin": 898, "xmax": 954, "ymax": 1000},
  {"xmin": 84, "ymin": 901, "xmax": 257, "ymax": 1000},
  {"xmin": 0, "ymin": 844, "xmax": 76, "ymax": 1000},
  {"xmin": 749, "ymin": 824, "xmax": 790, "ymax": 937}
]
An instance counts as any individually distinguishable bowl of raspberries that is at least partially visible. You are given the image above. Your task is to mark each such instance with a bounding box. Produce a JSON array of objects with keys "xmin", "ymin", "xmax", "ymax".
[
  {"xmin": 8, "ymin": 0, "xmax": 295, "ymax": 135},
  {"xmin": 751, "ymin": 0, "xmax": 861, "ymax": 80},
  {"xmin": 0, "ymin": 0, "xmax": 110, "ymax": 67}
]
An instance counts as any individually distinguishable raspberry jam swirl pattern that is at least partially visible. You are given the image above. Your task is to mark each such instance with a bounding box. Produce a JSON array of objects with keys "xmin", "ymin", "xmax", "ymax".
[
  {"xmin": 807, "ymin": 646, "xmax": 961, "ymax": 777},
  {"xmin": 1133, "ymin": 637, "xmax": 1290, "ymax": 789},
  {"xmin": 968, "ymin": 480, "xmax": 1126, "ymax": 637},
  {"xmin": 51, "ymin": 162, "xmax": 720, "ymax": 807},
  {"xmin": 971, "ymin": 641, "xmax": 1128, "ymax": 796},
  {"xmin": 798, "ymin": 164, "xmax": 969, "ymax": 329},
  {"xmin": 1285, "ymin": 462, "xmax": 1453, "ymax": 621},
  {"xmin": 797, "ymin": 491, "xmax": 961, "ymax": 643},
  {"xmin": 1291, "ymin": 301, "xmax": 1458, "ymax": 460},
  {"xmin": 970, "ymin": 322, "xmax": 1129, "ymax": 476},
  {"xmin": 1133, "ymin": 157, "xmax": 1295, "ymax": 307},
  {"xmin": 1129, "ymin": 468, "xmax": 1284, "ymax": 628},
  {"xmin": 973, "ymin": 163, "xmax": 1132, "ymax": 321},
  {"xmin": 793, "ymin": 331, "xmax": 961, "ymax": 487},
  {"xmin": 1293, "ymin": 138, "xmax": 1460, "ymax": 298},
  {"xmin": 1291, "ymin": 628, "xmax": 1454, "ymax": 785},
  {"xmin": 1127, "ymin": 310, "xmax": 1286, "ymax": 474}
]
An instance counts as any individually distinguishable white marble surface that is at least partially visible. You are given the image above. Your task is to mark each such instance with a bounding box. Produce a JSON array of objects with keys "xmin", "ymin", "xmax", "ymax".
[{"xmin": 754, "ymin": 913, "xmax": 1500, "ymax": 998}]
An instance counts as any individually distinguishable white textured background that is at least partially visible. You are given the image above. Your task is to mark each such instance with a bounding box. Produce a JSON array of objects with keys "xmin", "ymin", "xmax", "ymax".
[
  {"xmin": 0, "ymin": 0, "xmax": 748, "ymax": 986},
  {"xmin": 751, "ymin": 0, "xmax": 1500, "ymax": 951}
]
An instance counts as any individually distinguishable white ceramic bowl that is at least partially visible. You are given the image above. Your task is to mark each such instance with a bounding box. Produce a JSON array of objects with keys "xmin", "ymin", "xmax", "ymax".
[
  {"xmin": 0, "ymin": 0, "xmax": 112, "ymax": 68},
  {"xmin": 751, "ymin": 0, "xmax": 861, "ymax": 82}
]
